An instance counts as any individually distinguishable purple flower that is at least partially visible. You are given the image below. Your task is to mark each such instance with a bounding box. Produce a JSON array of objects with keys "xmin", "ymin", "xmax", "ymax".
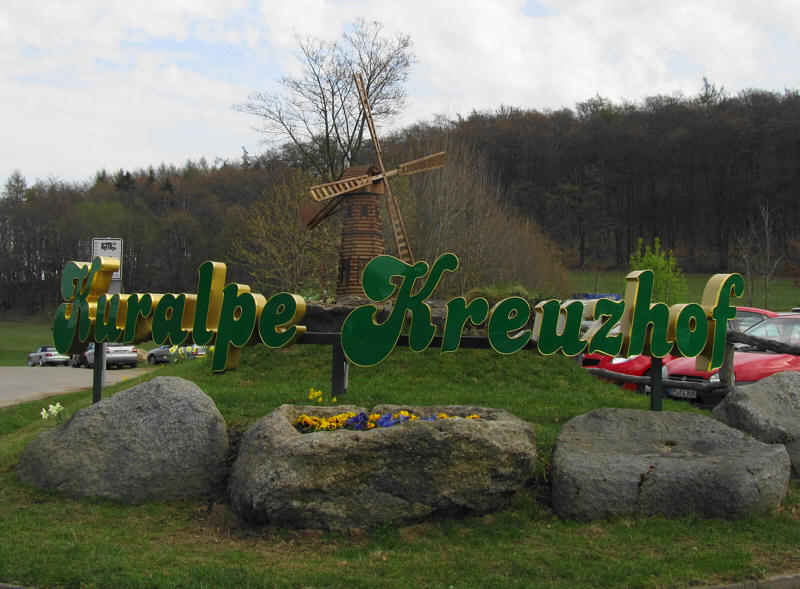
[
  {"xmin": 376, "ymin": 414, "xmax": 398, "ymax": 428},
  {"xmin": 345, "ymin": 411, "xmax": 369, "ymax": 431}
]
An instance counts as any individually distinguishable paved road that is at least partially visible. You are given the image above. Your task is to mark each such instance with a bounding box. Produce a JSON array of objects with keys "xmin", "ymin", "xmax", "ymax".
[{"xmin": 0, "ymin": 366, "xmax": 155, "ymax": 407}]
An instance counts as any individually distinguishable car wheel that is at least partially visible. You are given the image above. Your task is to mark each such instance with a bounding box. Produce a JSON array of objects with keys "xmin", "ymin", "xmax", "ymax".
[
  {"xmin": 39, "ymin": 357, "xmax": 44, "ymax": 367},
  {"xmin": 26, "ymin": 357, "xmax": 33, "ymax": 367},
  {"xmin": 148, "ymin": 355, "xmax": 156, "ymax": 365}
]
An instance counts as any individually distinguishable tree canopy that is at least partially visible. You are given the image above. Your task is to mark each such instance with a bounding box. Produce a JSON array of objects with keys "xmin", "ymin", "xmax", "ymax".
[
  {"xmin": 237, "ymin": 19, "xmax": 413, "ymax": 182},
  {"xmin": 4, "ymin": 82, "xmax": 800, "ymax": 314}
]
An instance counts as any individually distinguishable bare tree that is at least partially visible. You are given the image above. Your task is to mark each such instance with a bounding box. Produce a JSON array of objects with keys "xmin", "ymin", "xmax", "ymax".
[
  {"xmin": 228, "ymin": 168, "xmax": 339, "ymax": 295},
  {"xmin": 734, "ymin": 230, "xmax": 757, "ymax": 307},
  {"xmin": 756, "ymin": 204, "xmax": 783, "ymax": 309},
  {"xmin": 737, "ymin": 203, "xmax": 784, "ymax": 308},
  {"xmin": 403, "ymin": 134, "xmax": 569, "ymax": 296},
  {"xmin": 237, "ymin": 19, "xmax": 413, "ymax": 181}
]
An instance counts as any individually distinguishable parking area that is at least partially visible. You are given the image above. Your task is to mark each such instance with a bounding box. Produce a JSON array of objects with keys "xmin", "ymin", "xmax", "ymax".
[{"xmin": 0, "ymin": 366, "xmax": 155, "ymax": 408}]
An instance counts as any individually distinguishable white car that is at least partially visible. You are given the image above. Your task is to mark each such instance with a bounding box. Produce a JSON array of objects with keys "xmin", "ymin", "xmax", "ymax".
[
  {"xmin": 82, "ymin": 342, "xmax": 139, "ymax": 369},
  {"xmin": 27, "ymin": 345, "xmax": 70, "ymax": 367}
]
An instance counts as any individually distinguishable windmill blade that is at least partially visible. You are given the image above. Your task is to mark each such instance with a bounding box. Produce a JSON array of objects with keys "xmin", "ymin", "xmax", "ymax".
[
  {"xmin": 309, "ymin": 174, "xmax": 374, "ymax": 201},
  {"xmin": 299, "ymin": 195, "xmax": 345, "ymax": 230},
  {"xmin": 382, "ymin": 182, "xmax": 414, "ymax": 265},
  {"xmin": 397, "ymin": 151, "xmax": 446, "ymax": 176},
  {"xmin": 354, "ymin": 72, "xmax": 385, "ymax": 172}
]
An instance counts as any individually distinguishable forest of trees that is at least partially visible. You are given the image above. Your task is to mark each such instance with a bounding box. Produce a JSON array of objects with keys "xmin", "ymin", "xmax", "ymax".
[
  {"xmin": 448, "ymin": 83, "xmax": 800, "ymax": 275},
  {"xmin": 2, "ymin": 83, "xmax": 800, "ymax": 315}
]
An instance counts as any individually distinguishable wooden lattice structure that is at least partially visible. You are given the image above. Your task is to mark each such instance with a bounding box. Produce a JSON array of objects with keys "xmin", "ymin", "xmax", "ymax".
[{"xmin": 300, "ymin": 73, "xmax": 445, "ymax": 298}]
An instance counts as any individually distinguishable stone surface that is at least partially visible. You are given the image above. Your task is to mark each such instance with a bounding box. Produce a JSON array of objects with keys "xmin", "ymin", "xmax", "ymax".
[
  {"xmin": 550, "ymin": 408, "xmax": 789, "ymax": 521},
  {"xmin": 229, "ymin": 404, "xmax": 536, "ymax": 529},
  {"xmin": 712, "ymin": 372, "xmax": 800, "ymax": 477},
  {"xmin": 16, "ymin": 376, "xmax": 228, "ymax": 503}
]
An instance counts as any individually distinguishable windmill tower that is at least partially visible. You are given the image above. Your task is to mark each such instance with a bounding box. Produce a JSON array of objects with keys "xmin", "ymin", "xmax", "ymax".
[{"xmin": 300, "ymin": 73, "xmax": 445, "ymax": 298}]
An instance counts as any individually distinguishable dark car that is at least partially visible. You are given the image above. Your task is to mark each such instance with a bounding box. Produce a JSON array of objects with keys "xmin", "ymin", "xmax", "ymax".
[{"xmin": 70, "ymin": 348, "xmax": 89, "ymax": 367}]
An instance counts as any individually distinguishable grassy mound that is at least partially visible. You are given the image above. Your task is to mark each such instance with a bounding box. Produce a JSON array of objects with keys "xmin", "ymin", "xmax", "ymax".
[{"xmin": 1, "ymin": 345, "xmax": 798, "ymax": 588}]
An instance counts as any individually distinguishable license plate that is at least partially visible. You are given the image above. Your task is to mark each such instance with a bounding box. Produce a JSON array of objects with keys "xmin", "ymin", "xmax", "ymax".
[{"xmin": 667, "ymin": 387, "xmax": 697, "ymax": 400}]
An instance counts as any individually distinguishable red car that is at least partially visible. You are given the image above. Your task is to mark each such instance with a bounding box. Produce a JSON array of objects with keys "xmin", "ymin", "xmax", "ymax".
[
  {"xmin": 581, "ymin": 306, "xmax": 779, "ymax": 394},
  {"xmin": 581, "ymin": 352, "xmax": 670, "ymax": 393},
  {"xmin": 664, "ymin": 313, "xmax": 800, "ymax": 401}
]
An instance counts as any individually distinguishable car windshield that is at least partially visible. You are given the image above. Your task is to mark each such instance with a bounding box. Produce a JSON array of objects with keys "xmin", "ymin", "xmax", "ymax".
[
  {"xmin": 731, "ymin": 311, "xmax": 768, "ymax": 332},
  {"xmin": 42, "ymin": 346, "xmax": 56, "ymax": 352},
  {"xmin": 739, "ymin": 316, "xmax": 800, "ymax": 350}
]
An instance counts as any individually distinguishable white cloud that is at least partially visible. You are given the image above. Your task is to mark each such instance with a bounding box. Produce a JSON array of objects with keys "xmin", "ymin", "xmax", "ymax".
[{"xmin": 2, "ymin": 0, "xmax": 799, "ymax": 186}]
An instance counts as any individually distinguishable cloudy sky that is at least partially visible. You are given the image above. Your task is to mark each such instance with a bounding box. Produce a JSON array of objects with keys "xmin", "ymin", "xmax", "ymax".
[{"xmin": 2, "ymin": 0, "xmax": 799, "ymax": 187}]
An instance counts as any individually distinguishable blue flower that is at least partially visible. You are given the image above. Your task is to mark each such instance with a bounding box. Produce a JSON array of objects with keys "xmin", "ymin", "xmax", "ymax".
[
  {"xmin": 345, "ymin": 411, "xmax": 369, "ymax": 431},
  {"xmin": 376, "ymin": 414, "xmax": 398, "ymax": 428}
]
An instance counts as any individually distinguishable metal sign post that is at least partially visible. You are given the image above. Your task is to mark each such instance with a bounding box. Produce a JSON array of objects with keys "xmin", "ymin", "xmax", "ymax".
[
  {"xmin": 92, "ymin": 343, "xmax": 106, "ymax": 404},
  {"xmin": 91, "ymin": 237, "xmax": 123, "ymax": 403},
  {"xmin": 648, "ymin": 356, "xmax": 663, "ymax": 411},
  {"xmin": 332, "ymin": 342, "xmax": 349, "ymax": 397}
]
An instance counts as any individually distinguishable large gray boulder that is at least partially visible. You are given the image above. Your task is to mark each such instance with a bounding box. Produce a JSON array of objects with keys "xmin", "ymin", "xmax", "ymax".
[
  {"xmin": 229, "ymin": 404, "xmax": 536, "ymax": 529},
  {"xmin": 16, "ymin": 376, "xmax": 228, "ymax": 503},
  {"xmin": 712, "ymin": 371, "xmax": 800, "ymax": 477},
  {"xmin": 550, "ymin": 409, "xmax": 789, "ymax": 521}
]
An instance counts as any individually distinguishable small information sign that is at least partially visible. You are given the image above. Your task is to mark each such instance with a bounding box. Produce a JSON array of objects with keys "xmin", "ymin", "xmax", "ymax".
[{"xmin": 91, "ymin": 237, "xmax": 123, "ymax": 281}]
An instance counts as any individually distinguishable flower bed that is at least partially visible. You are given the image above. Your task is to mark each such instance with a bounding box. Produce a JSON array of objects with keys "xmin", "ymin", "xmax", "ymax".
[
  {"xmin": 293, "ymin": 409, "xmax": 480, "ymax": 433},
  {"xmin": 229, "ymin": 404, "xmax": 537, "ymax": 529}
]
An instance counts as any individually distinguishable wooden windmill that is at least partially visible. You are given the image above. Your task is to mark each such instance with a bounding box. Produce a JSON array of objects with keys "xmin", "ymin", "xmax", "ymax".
[{"xmin": 300, "ymin": 73, "xmax": 445, "ymax": 298}]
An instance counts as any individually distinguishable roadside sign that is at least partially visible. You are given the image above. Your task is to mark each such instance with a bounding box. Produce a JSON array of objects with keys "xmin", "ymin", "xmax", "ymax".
[
  {"xmin": 91, "ymin": 237, "xmax": 123, "ymax": 281},
  {"xmin": 90, "ymin": 237, "xmax": 123, "ymax": 403}
]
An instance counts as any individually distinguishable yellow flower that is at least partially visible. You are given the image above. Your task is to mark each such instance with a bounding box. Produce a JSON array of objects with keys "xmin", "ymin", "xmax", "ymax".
[
  {"xmin": 466, "ymin": 414, "xmax": 480, "ymax": 420},
  {"xmin": 437, "ymin": 413, "xmax": 450, "ymax": 419}
]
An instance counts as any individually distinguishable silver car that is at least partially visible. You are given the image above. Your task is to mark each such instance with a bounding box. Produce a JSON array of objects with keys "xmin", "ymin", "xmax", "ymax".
[
  {"xmin": 27, "ymin": 345, "xmax": 70, "ymax": 366},
  {"xmin": 146, "ymin": 345, "xmax": 173, "ymax": 365},
  {"xmin": 83, "ymin": 342, "xmax": 139, "ymax": 369}
]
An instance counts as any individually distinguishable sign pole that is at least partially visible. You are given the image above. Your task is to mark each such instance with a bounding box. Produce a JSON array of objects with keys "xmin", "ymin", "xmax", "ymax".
[
  {"xmin": 332, "ymin": 342, "xmax": 349, "ymax": 397},
  {"xmin": 90, "ymin": 237, "xmax": 123, "ymax": 404},
  {"xmin": 92, "ymin": 344, "xmax": 106, "ymax": 403},
  {"xmin": 648, "ymin": 356, "xmax": 663, "ymax": 411}
]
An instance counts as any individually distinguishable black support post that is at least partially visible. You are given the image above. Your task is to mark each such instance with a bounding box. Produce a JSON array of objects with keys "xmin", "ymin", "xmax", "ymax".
[
  {"xmin": 332, "ymin": 342, "xmax": 348, "ymax": 398},
  {"xmin": 92, "ymin": 342, "xmax": 106, "ymax": 404},
  {"xmin": 648, "ymin": 355, "xmax": 663, "ymax": 411}
]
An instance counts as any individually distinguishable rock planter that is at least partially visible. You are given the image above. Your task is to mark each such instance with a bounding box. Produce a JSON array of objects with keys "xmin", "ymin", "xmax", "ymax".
[
  {"xmin": 550, "ymin": 408, "xmax": 790, "ymax": 521},
  {"xmin": 16, "ymin": 377, "xmax": 228, "ymax": 503},
  {"xmin": 228, "ymin": 404, "xmax": 537, "ymax": 530}
]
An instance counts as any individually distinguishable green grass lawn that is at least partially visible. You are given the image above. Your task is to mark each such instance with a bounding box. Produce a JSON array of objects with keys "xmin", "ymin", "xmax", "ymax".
[
  {"xmin": 1, "ymin": 343, "xmax": 798, "ymax": 589},
  {"xmin": 0, "ymin": 318, "xmax": 57, "ymax": 366},
  {"xmin": 571, "ymin": 271, "xmax": 800, "ymax": 312}
]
